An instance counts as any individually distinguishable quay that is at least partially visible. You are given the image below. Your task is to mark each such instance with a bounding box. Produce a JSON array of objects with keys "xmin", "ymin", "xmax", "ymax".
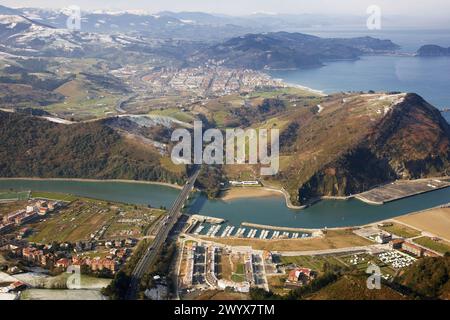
[{"xmin": 355, "ymin": 178, "xmax": 450, "ymax": 205}]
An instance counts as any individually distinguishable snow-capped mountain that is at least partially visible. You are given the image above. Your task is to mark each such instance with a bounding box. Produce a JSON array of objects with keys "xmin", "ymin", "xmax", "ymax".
[
  {"xmin": 0, "ymin": 5, "xmax": 252, "ymax": 41},
  {"xmin": 0, "ymin": 14, "xmax": 163, "ymax": 57}
]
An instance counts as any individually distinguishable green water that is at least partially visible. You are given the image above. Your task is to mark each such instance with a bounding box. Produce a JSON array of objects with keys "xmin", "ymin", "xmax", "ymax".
[{"xmin": 0, "ymin": 179, "xmax": 449, "ymax": 229}]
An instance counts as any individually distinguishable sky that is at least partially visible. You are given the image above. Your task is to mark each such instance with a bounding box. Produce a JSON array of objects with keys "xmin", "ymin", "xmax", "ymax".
[{"xmin": 2, "ymin": 0, "xmax": 450, "ymax": 18}]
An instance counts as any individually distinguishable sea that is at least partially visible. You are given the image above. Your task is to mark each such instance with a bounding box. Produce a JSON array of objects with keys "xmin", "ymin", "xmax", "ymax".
[{"xmin": 269, "ymin": 28, "xmax": 450, "ymax": 122}]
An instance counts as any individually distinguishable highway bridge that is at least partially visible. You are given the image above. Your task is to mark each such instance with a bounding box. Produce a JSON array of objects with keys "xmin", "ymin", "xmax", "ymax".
[{"xmin": 125, "ymin": 166, "xmax": 201, "ymax": 299}]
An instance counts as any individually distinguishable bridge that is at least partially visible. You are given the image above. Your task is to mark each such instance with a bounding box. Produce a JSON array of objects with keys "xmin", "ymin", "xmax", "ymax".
[{"xmin": 125, "ymin": 166, "xmax": 201, "ymax": 299}]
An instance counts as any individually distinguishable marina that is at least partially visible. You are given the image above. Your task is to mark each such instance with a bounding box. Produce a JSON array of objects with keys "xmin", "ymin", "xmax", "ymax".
[{"xmin": 184, "ymin": 218, "xmax": 314, "ymax": 241}]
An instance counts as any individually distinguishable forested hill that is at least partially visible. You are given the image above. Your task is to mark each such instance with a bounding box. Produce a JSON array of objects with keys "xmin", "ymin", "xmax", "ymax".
[{"xmin": 0, "ymin": 111, "xmax": 186, "ymax": 184}]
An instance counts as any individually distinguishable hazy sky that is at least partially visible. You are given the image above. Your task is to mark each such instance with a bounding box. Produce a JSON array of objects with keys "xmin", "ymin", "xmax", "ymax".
[{"xmin": 2, "ymin": 0, "xmax": 450, "ymax": 17}]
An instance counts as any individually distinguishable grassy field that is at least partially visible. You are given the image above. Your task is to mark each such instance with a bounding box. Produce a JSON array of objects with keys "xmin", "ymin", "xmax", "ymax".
[
  {"xmin": 28, "ymin": 198, "xmax": 164, "ymax": 243},
  {"xmin": 380, "ymin": 223, "xmax": 421, "ymax": 238},
  {"xmin": 235, "ymin": 263, "xmax": 245, "ymax": 274},
  {"xmin": 231, "ymin": 274, "xmax": 246, "ymax": 283},
  {"xmin": 0, "ymin": 190, "xmax": 30, "ymax": 201},
  {"xmin": 148, "ymin": 107, "xmax": 194, "ymax": 123},
  {"xmin": 31, "ymin": 191, "xmax": 78, "ymax": 202},
  {"xmin": 247, "ymin": 87, "xmax": 320, "ymax": 99},
  {"xmin": 280, "ymin": 255, "xmax": 347, "ymax": 271},
  {"xmin": 230, "ymin": 262, "xmax": 246, "ymax": 283},
  {"xmin": 205, "ymin": 230, "xmax": 372, "ymax": 252},
  {"xmin": 413, "ymin": 237, "xmax": 450, "ymax": 255}
]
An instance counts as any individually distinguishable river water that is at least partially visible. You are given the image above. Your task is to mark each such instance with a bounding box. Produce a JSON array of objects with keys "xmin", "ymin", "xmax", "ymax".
[{"xmin": 1, "ymin": 179, "xmax": 449, "ymax": 229}]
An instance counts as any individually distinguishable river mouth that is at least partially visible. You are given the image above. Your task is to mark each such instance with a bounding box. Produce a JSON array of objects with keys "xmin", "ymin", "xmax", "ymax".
[{"xmin": 1, "ymin": 178, "xmax": 449, "ymax": 229}]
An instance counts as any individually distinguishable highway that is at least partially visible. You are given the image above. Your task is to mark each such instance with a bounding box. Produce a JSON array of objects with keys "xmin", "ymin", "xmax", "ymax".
[{"xmin": 125, "ymin": 166, "xmax": 201, "ymax": 299}]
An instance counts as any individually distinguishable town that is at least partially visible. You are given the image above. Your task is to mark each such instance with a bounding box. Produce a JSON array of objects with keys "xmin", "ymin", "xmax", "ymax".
[
  {"xmin": 0, "ymin": 193, "xmax": 162, "ymax": 299},
  {"xmin": 174, "ymin": 208, "xmax": 449, "ymax": 299},
  {"xmin": 140, "ymin": 66, "xmax": 286, "ymax": 98}
]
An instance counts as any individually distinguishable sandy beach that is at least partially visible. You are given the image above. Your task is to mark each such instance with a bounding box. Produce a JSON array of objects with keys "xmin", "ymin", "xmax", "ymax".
[
  {"xmin": 220, "ymin": 186, "xmax": 306, "ymax": 209},
  {"xmin": 395, "ymin": 207, "xmax": 450, "ymax": 240},
  {"xmin": 220, "ymin": 187, "xmax": 283, "ymax": 201}
]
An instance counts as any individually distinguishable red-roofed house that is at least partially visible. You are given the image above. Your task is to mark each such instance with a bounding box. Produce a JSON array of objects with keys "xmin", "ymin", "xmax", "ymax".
[
  {"xmin": 55, "ymin": 258, "xmax": 70, "ymax": 269},
  {"xmin": 287, "ymin": 268, "xmax": 316, "ymax": 285}
]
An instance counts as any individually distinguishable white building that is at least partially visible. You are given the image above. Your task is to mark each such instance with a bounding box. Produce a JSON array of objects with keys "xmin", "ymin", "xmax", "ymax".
[{"xmin": 217, "ymin": 279, "xmax": 250, "ymax": 293}]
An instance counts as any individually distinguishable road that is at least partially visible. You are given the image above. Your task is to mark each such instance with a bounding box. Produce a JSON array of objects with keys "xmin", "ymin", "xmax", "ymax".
[
  {"xmin": 125, "ymin": 166, "xmax": 201, "ymax": 299},
  {"xmin": 115, "ymin": 94, "xmax": 137, "ymax": 114}
]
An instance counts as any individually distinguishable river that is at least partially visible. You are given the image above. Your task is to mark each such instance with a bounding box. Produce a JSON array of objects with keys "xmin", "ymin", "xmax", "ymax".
[{"xmin": 1, "ymin": 179, "xmax": 449, "ymax": 229}]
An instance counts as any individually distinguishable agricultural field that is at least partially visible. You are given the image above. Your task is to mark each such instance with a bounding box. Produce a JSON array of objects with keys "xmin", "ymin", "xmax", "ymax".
[
  {"xmin": 27, "ymin": 197, "xmax": 165, "ymax": 243},
  {"xmin": 379, "ymin": 222, "xmax": 421, "ymax": 238}
]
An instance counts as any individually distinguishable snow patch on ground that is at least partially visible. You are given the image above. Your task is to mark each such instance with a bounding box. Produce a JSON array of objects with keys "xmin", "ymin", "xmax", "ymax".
[{"xmin": 41, "ymin": 116, "xmax": 74, "ymax": 124}]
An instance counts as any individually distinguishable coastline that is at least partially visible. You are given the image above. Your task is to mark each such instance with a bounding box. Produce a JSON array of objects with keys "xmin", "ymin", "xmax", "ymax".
[
  {"xmin": 0, "ymin": 177, "xmax": 184, "ymax": 190},
  {"xmin": 271, "ymin": 78, "xmax": 326, "ymax": 96},
  {"xmin": 285, "ymin": 82, "xmax": 326, "ymax": 96}
]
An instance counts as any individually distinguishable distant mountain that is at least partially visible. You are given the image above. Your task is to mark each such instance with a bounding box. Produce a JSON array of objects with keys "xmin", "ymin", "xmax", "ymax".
[
  {"xmin": 417, "ymin": 45, "xmax": 450, "ymax": 57},
  {"xmin": 0, "ymin": 5, "xmax": 21, "ymax": 15},
  {"xmin": 0, "ymin": 6, "xmax": 252, "ymax": 41},
  {"xmin": 189, "ymin": 32, "xmax": 400, "ymax": 70},
  {"xmin": 0, "ymin": 5, "xmax": 416, "ymax": 41},
  {"xmin": 0, "ymin": 14, "xmax": 200, "ymax": 59},
  {"xmin": 0, "ymin": 15, "xmax": 123, "ymax": 56},
  {"xmin": 157, "ymin": 11, "xmax": 231, "ymax": 25}
]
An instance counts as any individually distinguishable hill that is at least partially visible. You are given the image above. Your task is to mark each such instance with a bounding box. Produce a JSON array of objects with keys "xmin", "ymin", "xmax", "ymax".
[
  {"xmin": 399, "ymin": 255, "xmax": 450, "ymax": 299},
  {"xmin": 0, "ymin": 111, "xmax": 186, "ymax": 183},
  {"xmin": 267, "ymin": 93, "xmax": 450, "ymax": 205},
  {"xmin": 189, "ymin": 32, "xmax": 400, "ymax": 70},
  {"xmin": 309, "ymin": 275, "xmax": 406, "ymax": 300},
  {"xmin": 417, "ymin": 45, "xmax": 450, "ymax": 57}
]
